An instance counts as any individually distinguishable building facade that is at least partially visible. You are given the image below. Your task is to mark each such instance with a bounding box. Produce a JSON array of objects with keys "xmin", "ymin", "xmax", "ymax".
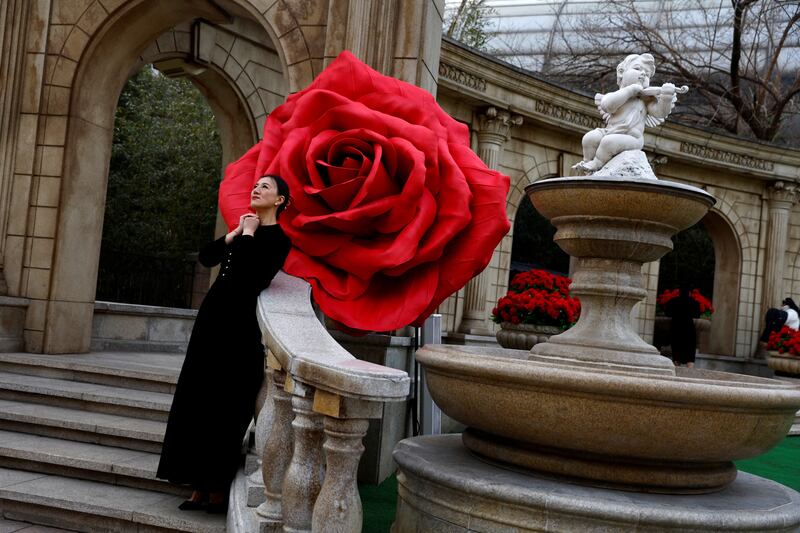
[{"xmin": 0, "ymin": 0, "xmax": 798, "ymax": 366}]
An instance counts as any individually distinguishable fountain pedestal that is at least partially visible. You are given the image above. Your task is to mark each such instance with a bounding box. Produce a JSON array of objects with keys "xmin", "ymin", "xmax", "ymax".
[
  {"xmin": 393, "ymin": 435, "xmax": 800, "ymax": 532},
  {"xmin": 393, "ymin": 175, "xmax": 800, "ymax": 531}
]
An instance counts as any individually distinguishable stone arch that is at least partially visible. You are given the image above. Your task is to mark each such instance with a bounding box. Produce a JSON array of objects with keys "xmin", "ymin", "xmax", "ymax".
[
  {"xmin": 41, "ymin": 0, "xmax": 292, "ymax": 352},
  {"xmin": 705, "ymin": 188, "xmax": 755, "ymax": 356},
  {"xmin": 700, "ymin": 208, "xmax": 741, "ymax": 356},
  {"xmin": 508, "ymin": 154, "xmax": 560, "ymax": 228},
  {"xmin": 481, "ymin": 154, "xmax": 561, "ymax": 333}
]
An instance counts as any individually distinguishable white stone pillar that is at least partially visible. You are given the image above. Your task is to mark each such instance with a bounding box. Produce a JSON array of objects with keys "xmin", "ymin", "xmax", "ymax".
[
  {"xmin": 459, "ymin": 107, "xmax": 522, "ymax": 335},
  {"xmin": 762, "ymin": 181, "xmax": 797, "ymax": 316}
]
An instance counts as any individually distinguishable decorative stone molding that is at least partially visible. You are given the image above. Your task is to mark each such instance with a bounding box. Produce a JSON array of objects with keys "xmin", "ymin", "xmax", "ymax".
[
  {"xmin": 438, "ymin": 61, "xmax": 487, "ymax": 92},
  {"xmin": 477, "ymin": 106, "xmax": 523, "ymax": 145},
  {"xmin": 767, "ymin": 180, "xmax": 798, "ymax": 206},
  {"xmin": 680, "ymin": 142, "xmax": 774, "ymax": 171},
  {"xmin": 534, "ymin": 100, "xmax": 602, "ymax": 129}
]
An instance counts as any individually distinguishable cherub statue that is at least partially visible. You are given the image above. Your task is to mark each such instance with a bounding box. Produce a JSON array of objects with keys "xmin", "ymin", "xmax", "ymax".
[{"xmin": 573, "ymin": 53, "xmax": 688, "ymax": 174}]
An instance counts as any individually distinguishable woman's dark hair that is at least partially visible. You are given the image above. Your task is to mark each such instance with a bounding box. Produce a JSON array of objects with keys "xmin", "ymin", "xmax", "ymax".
[
  {"xmin": 262, "ymin": 175, "xmax": 291, "ymax": 219},
  {"xmin": 783, "ymin": 297, "xmax": 800, "ymax": 313}
]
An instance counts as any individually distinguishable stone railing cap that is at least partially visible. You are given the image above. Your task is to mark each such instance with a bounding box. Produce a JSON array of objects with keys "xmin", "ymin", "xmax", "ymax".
[{"xmin": 258, "ymin": 272, "xmax": 410, "ymax": 401}]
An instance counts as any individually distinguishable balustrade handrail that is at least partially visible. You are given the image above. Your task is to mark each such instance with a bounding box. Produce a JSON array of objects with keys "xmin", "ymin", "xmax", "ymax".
[
  {"xmin": 256, "ymin": 271, "xmax": 410, "ymax": 401},
  {"xmin": 241, "ymin": 271, "xmax": 411, "ymax": 532}
]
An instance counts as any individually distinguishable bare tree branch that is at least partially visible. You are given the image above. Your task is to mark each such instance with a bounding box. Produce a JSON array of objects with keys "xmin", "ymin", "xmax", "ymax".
[{"xmin": 541, "ymin": 0, "xmax": 799, "ymax": 143}]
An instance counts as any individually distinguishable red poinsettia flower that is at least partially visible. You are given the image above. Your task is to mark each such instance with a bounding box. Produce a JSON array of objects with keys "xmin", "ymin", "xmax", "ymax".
[
  {"xmin": 657, "ymin": 288, "xmax": 714, "ymax": 318},
  {"xmin": 219, "ymin": 51, "xmax": 510, "ymax": 333},
  {"xmin": 768, "ymin": 326, "xmax": 800, "ymax": 357},
  {"xmin": 491, "ymin": 269, "xmax": 580, "ymax": 330}
]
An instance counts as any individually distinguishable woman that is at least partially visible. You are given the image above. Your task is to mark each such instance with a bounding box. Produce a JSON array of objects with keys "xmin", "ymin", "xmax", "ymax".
[
  {"xmin": 665, "ymin": 285, "xmax": 700, "ymax": 368},
  {"xmin": 157, "ymin": 175, "xmax": 292, "ymax": 513}
]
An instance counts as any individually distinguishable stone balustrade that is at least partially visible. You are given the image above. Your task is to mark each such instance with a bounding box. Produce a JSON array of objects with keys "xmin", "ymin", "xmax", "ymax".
[{"xmin": 230, "ymin": 271, "xmax": 410, "ymax": 533}]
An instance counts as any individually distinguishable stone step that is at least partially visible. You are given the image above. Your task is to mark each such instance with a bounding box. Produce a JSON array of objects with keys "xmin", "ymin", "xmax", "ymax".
[
  {"xmin": 0, "ymin": 467, "xmax": 225, "ymax": 533},
  {"xmin": 0, "ymin": 517, "xmax": 73, "ymax": 532},
  {"xmin": 0, "ymin": 352, "xmax": 181, "ymax": 394},
  {"xmin": 0, "ymin": 400, "xmax": 164, "ymax": 454},
  {"xmin": 0, "ymin": 430, "xmax": 183, "ymax": 497},
  {"xmin": 0, "ymin": 371, "xmax": 172, "ymax": 422},
  {"xmin": 791, "ymin": 408, "xmax": 800, "ymax": 436}
]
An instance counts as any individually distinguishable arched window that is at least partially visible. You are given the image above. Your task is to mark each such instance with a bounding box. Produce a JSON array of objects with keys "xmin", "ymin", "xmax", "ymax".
[
  {"xmin": 510, "ymin": 198, "xmax": 570, "ymax": 284},
  {"xmin": 657, "ymin": 221, "xmax": 716, "ymax": 299}
]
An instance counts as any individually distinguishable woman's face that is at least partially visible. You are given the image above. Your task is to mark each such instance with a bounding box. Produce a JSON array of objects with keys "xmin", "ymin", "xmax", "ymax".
[{"xmin": 250, "ymin": 176, "xmax": 283, "ymax": 210}]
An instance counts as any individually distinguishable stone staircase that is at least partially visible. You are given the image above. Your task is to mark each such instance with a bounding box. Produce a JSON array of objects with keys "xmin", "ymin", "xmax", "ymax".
[{"xmin": 0, "ymin": 351, "xmax": 226, "ymax": 532}]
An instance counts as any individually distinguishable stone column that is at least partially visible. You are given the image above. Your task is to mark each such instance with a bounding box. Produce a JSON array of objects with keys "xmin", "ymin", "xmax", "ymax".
[
  {"xmin": 324, "ymin": 0, "xmax": 442, "ymax": 94},
  {"xmin": 0, "ymin": 0, "xmax": 32, "ymax": 294},
  {"xmin": 459, "ymin": 107, "xmax": 522, "ymax": 335},
  {"xmin": 762, "ymin": 181, "xmax": 797, "ymax": 318}
]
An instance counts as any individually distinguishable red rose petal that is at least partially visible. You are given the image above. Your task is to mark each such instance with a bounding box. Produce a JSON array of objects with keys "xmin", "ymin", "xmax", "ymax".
[{"xmin": 219, "ymin": 51, "xmax": 511, "ymax": 333}]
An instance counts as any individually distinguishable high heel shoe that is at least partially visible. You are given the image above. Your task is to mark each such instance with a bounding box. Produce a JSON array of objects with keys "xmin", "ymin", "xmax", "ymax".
[{"xmin": 178, "ymin": 498, "xmax": 207, "ymax": 511}]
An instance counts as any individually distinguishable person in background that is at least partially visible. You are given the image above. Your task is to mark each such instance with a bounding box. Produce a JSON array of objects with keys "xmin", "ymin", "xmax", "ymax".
[
  {"xmin": 665, "ymin": 285, "xmax": 701, "ymax": 368},
  {"xmin": 782, "ymin": 297, "xmax": 800, "ymax": 330}
]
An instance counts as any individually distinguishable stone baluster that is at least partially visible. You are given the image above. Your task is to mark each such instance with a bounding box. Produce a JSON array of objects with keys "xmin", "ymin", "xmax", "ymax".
[
  {"xmin": 762, "ymin": 182, "xmax": 797, "ymax": 323},
  {"xmin": 247, "ymin": 362, "xmax": 277, "ymax": 507},
  {"xmin": 281, "ymin": 379, "xmax": 325, "ymax": 533},
  {"xmin": 459, "ymin": 107, "xmax": 522, "ymax": 335},
  {"xmin": 311, "ymin": 390, "xmax": 382, "ymax": 532},
  {"xmin": 311, "ymin": 417, "xmax": 369, "ymax": 533},
  {"xmin": 256, "ymin": 363, "xmax": 295, "ymax": 531}
]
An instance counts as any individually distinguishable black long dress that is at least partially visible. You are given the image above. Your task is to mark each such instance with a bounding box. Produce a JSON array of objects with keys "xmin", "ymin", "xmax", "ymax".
[
  {"xmin": 157, "ymin": 224, "xmax": 291, "ymax": 491},
  {"xmin": 665, "ymin": 293, "xmax": 701, "ymax": 365}
]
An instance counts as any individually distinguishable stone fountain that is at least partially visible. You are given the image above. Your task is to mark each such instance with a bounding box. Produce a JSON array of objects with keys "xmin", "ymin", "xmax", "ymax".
[{"xmin": 392, "ymin": 60, "xmax": 800, "ymax": 532}]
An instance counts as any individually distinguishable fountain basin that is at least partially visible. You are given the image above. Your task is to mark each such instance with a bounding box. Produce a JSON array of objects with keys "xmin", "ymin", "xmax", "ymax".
[{"xmin": 417, "ymin": 344, "xmax": 800, "ymax": 493}]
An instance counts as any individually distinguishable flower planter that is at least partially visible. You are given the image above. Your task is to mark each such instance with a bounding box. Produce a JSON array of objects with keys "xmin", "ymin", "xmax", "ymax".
[
  {"xmin": 495, "ymin": 322, "xmax": 561, "ymax": 350},
  {"xmin": 766, "ymin": 351, "xmax": 800, "ymax": 375}
]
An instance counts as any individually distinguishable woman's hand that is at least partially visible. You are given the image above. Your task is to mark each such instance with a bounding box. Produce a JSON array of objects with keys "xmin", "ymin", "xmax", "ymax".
[
  {"xmin": 241, "ymin": 215, "xmax": 260, "ymax": 236},
  {"xmin": 225, "ymin": 214, "xmax": 258, "ymax": 243}
]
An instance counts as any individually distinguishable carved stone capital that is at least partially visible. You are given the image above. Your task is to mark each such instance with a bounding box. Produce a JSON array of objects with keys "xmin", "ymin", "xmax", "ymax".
[
  {"xmin": 767, "ymin": 181, "xmax": 798, "ymax": 206},
  {"xmin": 476, "ymin": 107, "xmax": 523, "ymax": 144}
]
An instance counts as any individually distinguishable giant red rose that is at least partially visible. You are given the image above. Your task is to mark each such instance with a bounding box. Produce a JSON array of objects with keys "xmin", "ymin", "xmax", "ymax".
[{"xmin": 219, "ymin": 51, "xmax": 510, "ymax": 332}]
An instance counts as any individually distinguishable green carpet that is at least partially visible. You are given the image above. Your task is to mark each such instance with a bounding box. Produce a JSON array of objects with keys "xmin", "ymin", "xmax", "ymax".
[
  {"xmin": 359, "ymin": 436, "xmax": 800, "ymax": 532},
  {"xmin": 736, "ymin": 435, "xmax": 800, "ymax": 491},
  {"xmin": 359, "ymin": 474, "xmax": 398, "ymax": 533}
]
